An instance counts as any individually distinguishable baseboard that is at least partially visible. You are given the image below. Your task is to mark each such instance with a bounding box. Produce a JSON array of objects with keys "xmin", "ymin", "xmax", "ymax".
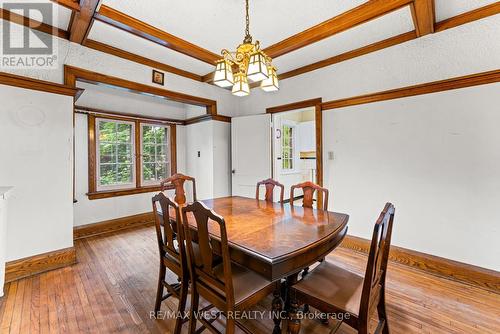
[
  {"xmin": 5, "ymin": 247, "xmax": 76, "ymax": 283},
  {"xmin": 340, "ymin": 235, "xmax": 500, "ymax": 294},
  {"xmin": 73, "ymin": 212, "xmax": 154, "ymax": 240}
]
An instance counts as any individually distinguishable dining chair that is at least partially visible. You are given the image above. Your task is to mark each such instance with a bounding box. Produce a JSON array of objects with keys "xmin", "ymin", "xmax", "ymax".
[
  {"xmin": 287, "ymin": 203, "xmax": 395, "ymax": 334},
  {"xmin": 256, "ymin": 178, "xmax": 285, "ymax": 203},
  {"xmin": 182, "ymin": 201, "xmax": 276, "ymax": 334},
  {"xmin": 290, "ymin": 181, "xmax": 329, "ymax": 211},
  {"xmin": 160, "ymin": 173, "xmax": 197, "ymax": 205},
  {"xmin": 151, "ymin": 192, "xmax": 189, "ymax": 334}
]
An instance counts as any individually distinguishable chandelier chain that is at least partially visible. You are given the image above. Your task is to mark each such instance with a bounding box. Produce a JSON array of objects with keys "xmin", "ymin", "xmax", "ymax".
[{"xmin": 244, "ymin": 0, "xmax": 252, "ymax": 43}]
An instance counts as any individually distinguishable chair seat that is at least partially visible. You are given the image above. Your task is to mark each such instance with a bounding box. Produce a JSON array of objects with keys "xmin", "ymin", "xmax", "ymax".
[
  {"xmin": 293, "ymin": 259, "xmax": 364, "ymax": 316},
  {"xmin": 213, "ymin": 263, "xmax": 272, "ymax": 306}
]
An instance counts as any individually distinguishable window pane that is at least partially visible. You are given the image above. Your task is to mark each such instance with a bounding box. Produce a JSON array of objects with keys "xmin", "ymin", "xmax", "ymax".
[
  {"xmin": 157, "ymin": 154, "xmax": 168, "ymax": 163},
  {"xmin": 143, "ymin": 163, "xmax": 155, "ymax": 181},
  {"xmin": 157, "ymin": 144, "xmax": 167, "ymax": 156},
  {"xmin": 142, "ymin": 125, "xmax": 154, "ymax": 144},
  {"xmin": 143, "ymin": 144, "xmax": 155, "ymax": 162},
  {"xmin": 99, "ymin": 121, "xmax": 116, "ymax": 142},
  {"xmin": 117, "ymin": 123, "xmax": 132, "ymax": 142},
  {"xmin": 117, "ymin": 144, "xmax": 132, "ymax": 163},
  {"xmin": 156, "ymin": 163, "xmax": 168, "ymax": 180},
  {"xmin": 155, "ymin": 127, "xmax": 167, "ymax": 144},
  {"xmin": 116, "ymin": 164, "xmax": 133, "ymax": 184},
  {"xmin": 100, "ymin": 164, "xmax": 116, "ymax": 185},
  {"xmin": 99, "ymin": 143, "xmax": 116, "ymax": 163}
]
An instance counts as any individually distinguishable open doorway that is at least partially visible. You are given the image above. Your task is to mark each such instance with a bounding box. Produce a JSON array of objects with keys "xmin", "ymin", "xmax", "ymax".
[
  {"xmin": 267, "ymin": 98, "xmax": 323, "ymax": 207},
  {"xmin": 272, "ymin": 107, "xmax": 318, "ymax": 205}
]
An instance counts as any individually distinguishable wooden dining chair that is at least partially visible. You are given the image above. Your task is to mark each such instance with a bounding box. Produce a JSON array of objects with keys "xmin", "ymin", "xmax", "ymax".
[
  {"xmin": 287, "ymin": 203, "xmax": 395, "ymax": 334},
  {"xmin": 151, "ymin": 193, "xmax": 189, "ymax": 334},
  {"xmin": 160, "ymin": 173, "xmax": 197, "ymax": 205},
  {"xmin": 256, "ymin": 178, "xmax": 285, "ymax": 203},
  {"xmin": 290, "ymin": 181, "xmax": 329, "ymax": 211},
  {"xmin": 181, "ymin": 201, "xmax": 276, "ymax": 334}
]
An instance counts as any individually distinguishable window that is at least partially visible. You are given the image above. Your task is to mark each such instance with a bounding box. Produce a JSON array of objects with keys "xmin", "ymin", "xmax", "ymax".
[
  {"xmin": 97, "ymin": 119, "xmax": 135, "ymax": 190},
  {"xmin": 88, "ymin": 115, "xmax": 176, "ymax": 199},
  {"xmin": 141, "ymin": 124, "xmax": 170, "ymax": 185},
  {"xmin": 282, "ymin": 123, "xmax": 295, "ymax": 171}
]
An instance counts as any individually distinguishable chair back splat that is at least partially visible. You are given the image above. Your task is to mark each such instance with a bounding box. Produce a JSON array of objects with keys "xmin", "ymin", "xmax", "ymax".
[
  {"xmin": 160, "ymin": 173, "xmax": 197, "ymax": 205},
  {"xmin": 256, "ymin": 178, "xmax": 285, "ymax": 203},
  {"xmin": 290, "ymin": 181, "xmax": 329, "ymax": 211}
]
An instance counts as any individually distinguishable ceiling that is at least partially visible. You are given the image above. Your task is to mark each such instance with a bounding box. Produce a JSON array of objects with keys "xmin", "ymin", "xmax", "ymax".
[
  {"xmin": 88, "ymin": 0, "xmax": 498, "ymax": 76},
  {"xmin": 76, "ymin": 81, "xmax": 207, "ymax": 119},
  {"xmin": 2, "ymin": 0, "xmax": 499, "ymax": 86}
]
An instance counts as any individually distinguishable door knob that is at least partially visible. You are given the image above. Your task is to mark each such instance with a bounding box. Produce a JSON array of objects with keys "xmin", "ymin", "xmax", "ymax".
[{"xmin": 232, "ymin": 169, "xmax": 236, "ymax": 174}]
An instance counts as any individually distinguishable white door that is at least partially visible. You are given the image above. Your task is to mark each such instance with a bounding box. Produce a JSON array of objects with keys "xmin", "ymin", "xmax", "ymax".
[{"xmin": 231, "ymin": 114, "xmax": 272, "ymax": 198}]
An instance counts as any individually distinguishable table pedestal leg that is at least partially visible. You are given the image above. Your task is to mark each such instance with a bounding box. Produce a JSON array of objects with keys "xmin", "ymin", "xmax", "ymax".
[
  {"xmin": 287, "ymin": 299, "xmax": 301, "ymax": 334},
  {"xmin": 272, "ymin": 286, "xmax": 283, "ymax": 334}
]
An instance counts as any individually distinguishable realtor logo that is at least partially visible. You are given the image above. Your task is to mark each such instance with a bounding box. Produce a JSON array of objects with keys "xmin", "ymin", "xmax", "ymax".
[{"xmin": 1, "ymin": 1, "xmax": 58, "ymax": 69}]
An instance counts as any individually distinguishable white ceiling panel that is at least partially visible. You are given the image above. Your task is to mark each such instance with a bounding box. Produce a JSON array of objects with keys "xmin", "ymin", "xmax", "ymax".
[
  {"xmin": 435, "ymin": 0, "xmax": 498, "ymax": 22},
  {"xmin": 76, "ymin": 81, "xmax": 194, "ymax": 120},
  {"xmin": 87, "ymin": 21, "xmax": 214, "ymax": 74},
  {"xmin": 273, "ymin": 6, "xmax": 415, "ymax": 73},
  {"xmin": 100, "ymin": 0, "xmax": 368, "ymax": 53}
]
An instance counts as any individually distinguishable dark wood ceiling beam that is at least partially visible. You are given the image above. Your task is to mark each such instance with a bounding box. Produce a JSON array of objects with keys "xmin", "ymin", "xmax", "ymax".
[
  {"xmin": 0, "ymin": 8, "xmax": 69, "ymax": 39},
  {"xmin": 0, "ymin": 71, "xmax": 80, "ymax": 97},
  {"xmin": 83, "ymin": 39, "xmax": 203, "ymax": 81},
  {"xmin": 69, "ymin": 0, "xmax": 99, "ymax": 44},
  {"xmin": 411, "ymin": 0, "xmax": 435, "ymax": 37},
  {"xmin": 262, "ymin": 3, "xmax": 500, "ymax": 83},
  {"xmin": 94, "ymin": 5, "xmax": 220, "ymax": 65},
  {"xmin": 263, "ymin": 0, "xmax": 413, "ymax": 59},
  {"xmin": 435, "ymin": 2, "xmax": 500, "ymax": 32},
  {"xmin": 50, "ymin": 0, "xmax": 81, "ymax": 12},
  {"xmin": 322, "ymin": 69, "xmax": 500, "ymax": 110},
  {"xmin": 64, "ymin": 65, "xmax": 217, "ymax": 107}
]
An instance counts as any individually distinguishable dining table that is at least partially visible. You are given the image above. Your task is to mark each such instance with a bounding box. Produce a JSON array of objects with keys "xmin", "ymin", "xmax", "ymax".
[{"xmin": 171, "ymin": 195, "xmax": 349, "ymax": 333}]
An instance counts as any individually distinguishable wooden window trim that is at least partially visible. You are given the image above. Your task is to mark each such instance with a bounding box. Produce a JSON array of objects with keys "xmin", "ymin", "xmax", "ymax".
[{"xmin": 87, "ymin": 114, "xmax": 177, "ymax": 200}]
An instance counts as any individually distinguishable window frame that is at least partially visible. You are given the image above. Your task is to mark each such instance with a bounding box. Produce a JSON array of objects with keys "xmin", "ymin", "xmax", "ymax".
[
  {"xmin": 140, "ymin": 123, "xmax": 171, "ymax": 187},
  {"xmin": 87, "ymin": 114, "xmax": 177, "ymax": 200},
  {"xmin": 95, "ymin": 118, "xmax": 136, "ymax": 192}
]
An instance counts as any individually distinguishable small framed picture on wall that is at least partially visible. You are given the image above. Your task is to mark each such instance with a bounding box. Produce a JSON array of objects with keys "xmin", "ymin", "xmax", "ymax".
[{"xmin": 152, "ymin": 70, "xmax": 165, "ymax": 85}]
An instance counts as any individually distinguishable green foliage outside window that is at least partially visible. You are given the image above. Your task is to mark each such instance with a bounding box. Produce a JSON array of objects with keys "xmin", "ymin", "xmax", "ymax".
[
  {"xmin": 142, "ymin": 125, "xmax": 169, "ymax": 182},
  {"xmin": 98, "ymin": 121, "xmax": 133, "ymax": 186}
]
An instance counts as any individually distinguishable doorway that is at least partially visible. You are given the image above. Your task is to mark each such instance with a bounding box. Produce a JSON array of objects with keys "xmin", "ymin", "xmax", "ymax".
[{"xmin": 267, "ymin": 98, "xmax": 323, "ymax": 208}]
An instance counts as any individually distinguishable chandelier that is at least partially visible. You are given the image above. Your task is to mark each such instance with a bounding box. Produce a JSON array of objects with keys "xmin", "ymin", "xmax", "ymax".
[{"xmin": 213, "ymin": 0, "xmax": 279, "ymax": 96}]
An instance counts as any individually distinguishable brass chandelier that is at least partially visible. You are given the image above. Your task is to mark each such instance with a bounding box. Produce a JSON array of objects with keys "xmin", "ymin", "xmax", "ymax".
[{"xmin": 213, "ymin": 0, "xmax": 279, "ymax": 96}]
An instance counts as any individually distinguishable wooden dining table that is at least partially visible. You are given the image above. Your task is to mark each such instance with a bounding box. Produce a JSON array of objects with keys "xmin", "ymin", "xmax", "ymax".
[{"xmin": 171, "ymin": 196, "xmax": 349, "ymax": 332}]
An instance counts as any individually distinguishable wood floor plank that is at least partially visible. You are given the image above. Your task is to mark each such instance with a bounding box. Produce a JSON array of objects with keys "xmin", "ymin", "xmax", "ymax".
[
  {"xmin": 0, "ymin": 226, "xmax": 498, "ymax": 334},
  {"xmin": 0, "ymin": 282, "xmax": 17, "ymax": 332}
]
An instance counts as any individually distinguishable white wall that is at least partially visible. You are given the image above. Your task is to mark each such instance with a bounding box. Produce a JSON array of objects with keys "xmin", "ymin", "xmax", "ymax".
[
  {"xmin": 0, "ymin": 85, "xmax": 74, "ymax": 260},
  {"xmin": 238, "ymin": 16, "xmax": 500, "ymax": 116},
  {"xmin": 184, "ymin": 120, "xmax": 231, "ymax": 200},
  {"xmin": 233, "ymin": 16, "xmax": 500, "ymax": 271},
  {"xmin": 212, "ymin": 121, "xmax": 231, "ymax": 198},
  {"xmin": 324, "ymin": 83, "xmax": 500, "ymax": 271}
]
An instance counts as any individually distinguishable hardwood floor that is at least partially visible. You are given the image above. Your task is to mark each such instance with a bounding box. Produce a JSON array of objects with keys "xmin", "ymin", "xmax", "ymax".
[{"xmin": 0, "ymin": 226, "xmax": 499, "ymax": 334}]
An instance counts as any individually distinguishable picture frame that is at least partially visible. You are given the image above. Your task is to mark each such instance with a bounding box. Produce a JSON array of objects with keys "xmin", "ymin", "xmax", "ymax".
[{"xmin": 152, "ymin": 69, "xmax": 165, "ymax": 85}]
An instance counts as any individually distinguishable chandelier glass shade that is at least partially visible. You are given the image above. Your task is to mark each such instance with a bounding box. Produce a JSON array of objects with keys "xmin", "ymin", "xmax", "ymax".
[
  {"xmin": 260, "ymin": 65, "xmax": 279, "ymax": 92},
  {"xmin": 213, "ymin": 60, "xmax": 234, "ymax": 87},
  {"xmin": 231, "ymin": 73, "xmax": 250, "ymax": 96},
  {"xmin": 213, "ymin": 0, "xmax": 279, "ymax": 96}
]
